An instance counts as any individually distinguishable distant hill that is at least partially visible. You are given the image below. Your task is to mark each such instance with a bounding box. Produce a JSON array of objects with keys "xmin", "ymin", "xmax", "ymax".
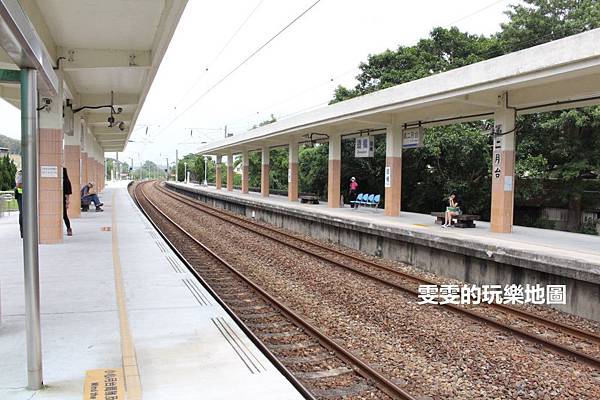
[{"xmin": 0, "ymin": 133, "xmax": 20, "ymax": 154}]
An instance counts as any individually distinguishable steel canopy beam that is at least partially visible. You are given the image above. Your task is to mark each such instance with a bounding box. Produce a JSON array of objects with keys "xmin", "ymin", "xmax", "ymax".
[{"xmin": 0, "ymin": 0, "xmax": 58, "ymax": 95}]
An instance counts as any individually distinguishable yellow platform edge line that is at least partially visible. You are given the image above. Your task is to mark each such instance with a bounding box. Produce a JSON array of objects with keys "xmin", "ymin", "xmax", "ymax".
[{"xmin": 111, "ymin": 191, "xmax": 143, "ymax": 400}]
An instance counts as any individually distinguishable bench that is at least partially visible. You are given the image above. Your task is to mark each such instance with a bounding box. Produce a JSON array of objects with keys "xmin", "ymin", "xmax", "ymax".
[
  {"xmin": 351, "ymin": 193, "xmax": 381, "ymax": 208},
  {"xmin": 300, "ymin": 195, "xmax": 320, "ymax": 204},
  {"xmin": 431, "ymin": 212, "xmax": 479, "ymax": 228}
]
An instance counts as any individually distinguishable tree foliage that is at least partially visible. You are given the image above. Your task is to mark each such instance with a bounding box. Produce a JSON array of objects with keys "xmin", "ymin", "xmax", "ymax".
[{"xmin": 0, "ymin": 155, "xmax": 17, "ymax": 191}]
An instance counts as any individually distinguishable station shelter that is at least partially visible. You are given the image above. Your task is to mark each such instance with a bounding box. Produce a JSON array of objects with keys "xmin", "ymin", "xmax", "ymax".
[
  {"xmin": 198, "ymin": 28, "xmax": 600, "ymax": 235},
  {"xmin": 0, "ymin": 0, "xmax": 188, "ymax": 390}
]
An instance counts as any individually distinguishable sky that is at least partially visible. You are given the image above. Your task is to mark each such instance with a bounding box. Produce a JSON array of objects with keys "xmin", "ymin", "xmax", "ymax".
[{"xmin": 0, "ymin": 0, "xmax": 519, "ymax": 167}]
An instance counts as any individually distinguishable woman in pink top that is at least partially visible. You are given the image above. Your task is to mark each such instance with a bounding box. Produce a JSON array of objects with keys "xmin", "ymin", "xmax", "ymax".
[{"xmin": 349, "ymin": 177, "xmax": 359, "ymax": 208}]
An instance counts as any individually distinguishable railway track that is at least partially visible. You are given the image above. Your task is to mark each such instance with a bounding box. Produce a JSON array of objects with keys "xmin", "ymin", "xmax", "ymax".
[
  {"xmin": 132, "ymin": 181, "xmax": 416, "ymax": 400},
  {"xmin": 157, "ymin": 181, "xmax": 600, "ymax": 369}
]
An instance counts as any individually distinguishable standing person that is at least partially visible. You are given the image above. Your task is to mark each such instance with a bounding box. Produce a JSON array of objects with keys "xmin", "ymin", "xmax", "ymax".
[
  {"xmin": 63, "ymin": 167, "xmax": 73, "ymax": 236},
  {"xmin": 14, "ymin": 169, "xmax": 22, "ymax": 238},
  {"xmin": 349, "ymin": 177, "xmax": 359, "ymax": 208},
  {"xmin": 442, "ymin": 191, "xmax": 462, "ymax": 228}
]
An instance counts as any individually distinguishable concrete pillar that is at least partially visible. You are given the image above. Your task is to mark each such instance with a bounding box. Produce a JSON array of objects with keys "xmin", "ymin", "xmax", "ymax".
[
  {"xmin": 241, "ymin": 150, "xmax": 249, "ymax": 194},
  {"xmin": 64, "ymin": 114, "xmax": 81, "ymax": 219},
  {"xmin": 95, "ymin": 159, "xmax": 100, "ymax": 191},
  {"xmin": 215, "ymin": 155, "xmax": 222, "ymax": 190},
  {"xmin": 384, "ymin": 121, "xmax": 403, "ymax": 216},
  {"xmin": 261, "ymin": 147, "xmax": 270, "ymax": 197},
  {"xmin": 226, "ymin": 152, "xmax": 234, "ymax": 191},
  {"xmin": 87, "ymin": 153, "xmax": 96, "ymax": 188},
  {"xmin": 100, "ymin": 159, "xmax": 105, "ymax": 190},
  {"xmin": 491, "ymin": 100, "xmax": 516, "ymax": 233},
  {"xmin": 288, "ymin": 140, "xmax": 299, "ymax": 201},
  {"xmin": 38, "ymin": 99, "xmax": 64, "ymax": 244},
  {"xmin": 81, "ymin": 152, "xmax": 88, "ymax": 188},
  {"xmin": 327, "ymin": 134, "xmax": 341, "ymax": 208}
]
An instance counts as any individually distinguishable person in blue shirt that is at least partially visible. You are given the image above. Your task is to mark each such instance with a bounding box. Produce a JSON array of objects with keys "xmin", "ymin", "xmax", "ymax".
[{"xmin": 80, "ymin": 182, "xmax": 103, "ymax": 212}]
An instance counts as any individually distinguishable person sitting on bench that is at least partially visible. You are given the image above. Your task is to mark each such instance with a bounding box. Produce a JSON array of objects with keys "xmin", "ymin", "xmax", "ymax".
[
  {"xmin": 442, "ymin": 191, "xmax": 461, "ymax": 228},
  {"xmin": 81, "ymin": 182, "xmax": 104, "ymax": 212}
]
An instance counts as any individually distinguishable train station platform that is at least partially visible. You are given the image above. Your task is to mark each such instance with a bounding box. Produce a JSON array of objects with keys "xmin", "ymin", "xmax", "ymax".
[
  {"xmin": 0, "ymin": 181, "xmax": 304, "ymax": 400},
  {"xmin": 167, "ymin": 182, "xmax": 600, "ymax": 321}
]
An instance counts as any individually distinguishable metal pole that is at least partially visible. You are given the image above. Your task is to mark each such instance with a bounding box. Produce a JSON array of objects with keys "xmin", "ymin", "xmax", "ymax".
[
  {"xmin": 165, "ymin": 157, "xmax": 169, "ymax": 181},
  {"xmin": 204, "ymin": 157, "xmax": 208, "ymax": 186},
  {"xmin": 175, "ymin": 149, "xmax": 178, "ymax": 181},
  {"xmin": 184, "ymin": 162, "xmax": 187, "ymax": 184},
  {"xmin": 21, "ymin": 68, "xmax": 43, "ymax": 390}
]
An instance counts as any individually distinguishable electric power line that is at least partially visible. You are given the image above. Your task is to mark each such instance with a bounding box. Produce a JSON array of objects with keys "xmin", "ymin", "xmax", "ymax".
[
  {"xmin": 156, "ymin": 0, "xmax": 323, "ymax": 136},
  {"xmin": 222, "ymin": 1, "xmax": 514, "ymax": 134},
  {"xmin": 174, "ymin": 0, "xmax": 265, "ymax": 109},
  {"xmin": 445, "ymin": 0, "xmax": 508, "ymax": 26},
  {"xmin": 226, "ymin": 66, "xmax": 356, "ymax": 127}
]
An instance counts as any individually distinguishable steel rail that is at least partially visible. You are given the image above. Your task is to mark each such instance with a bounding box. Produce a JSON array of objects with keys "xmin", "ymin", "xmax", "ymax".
[
  {"xmin": 130, "ymin": 181, "xmax": 318, "ymax": 400},
  {"xmin": 136, "ymin": 181, "xmax": 417, "ymax": 400},
  {"xmin": 158, "ymin": 182, "xmax": 600, "ymax": 369},
  {"xmin": 161, "ymin": 183, "xmax": 599, "ymax": 343}
]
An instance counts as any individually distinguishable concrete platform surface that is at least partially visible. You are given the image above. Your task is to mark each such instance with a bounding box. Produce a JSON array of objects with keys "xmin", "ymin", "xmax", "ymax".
[
  {"xmin": 0, "ymin": 181, "xmax": 303, "ymax": 400},
  {"xmin": 169, "ymin": 183, "xmax": 600, "ymax": 282}
]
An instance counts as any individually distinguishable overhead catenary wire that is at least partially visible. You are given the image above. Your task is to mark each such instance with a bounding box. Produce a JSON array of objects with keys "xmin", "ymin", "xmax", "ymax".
[
  {"xmin": 445, "ymin": 0, "xmax": 508, "ymax": 26},
  {"xmin": 220, "ymin": 1, "xmax": 517, "ymax": 135},
  {"xmin": 156, "ymin": 0, "xmax": 323, "ymax": 137},
  {"xmin": 228, "ymin": 18, "xmax": 596, "ymax": 136},
  {"xmin": 174, "ymin": 0, "xmax": 265, "ymax": 109},
  {"xmin": 140, "ymin": 1, "xmax": 596, "ymax": 158},
  {"xmin": 225, "ymin": 66, "xmax": 357, "ymax": 128}
]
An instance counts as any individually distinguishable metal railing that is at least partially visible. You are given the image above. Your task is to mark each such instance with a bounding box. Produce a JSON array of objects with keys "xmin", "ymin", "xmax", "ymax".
[{"xmin": 0, "ymin": 191, "xmax": 17, "ymax": 217}]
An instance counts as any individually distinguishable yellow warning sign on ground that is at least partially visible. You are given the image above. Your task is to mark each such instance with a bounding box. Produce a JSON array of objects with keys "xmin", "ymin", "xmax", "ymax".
[{"xmin": 83, "ymin": 368, "xmax": 125, "ymax": 400}]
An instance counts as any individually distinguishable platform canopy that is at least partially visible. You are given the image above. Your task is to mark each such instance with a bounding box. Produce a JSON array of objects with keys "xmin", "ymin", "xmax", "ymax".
[
  {"xmin": 199, "ymin": 28, "xmax": 600, "ymax": 155},
  {"xmin": 0, "ymin": 0, "xmax": 187, "ymax": 152}
]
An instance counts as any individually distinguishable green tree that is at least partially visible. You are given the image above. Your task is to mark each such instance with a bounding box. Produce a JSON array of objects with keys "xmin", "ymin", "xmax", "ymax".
[
  {"xmin": 299, "ymin": 143, "xmax": 328, "ymax": 198},
  {"xmin": 327, "ymin": 1, "xmax": 600, "ymax": 233},
  {"xmin": 500, "ymin": 0, "xmax": 600, "ymax": 231},
  {"xmin": 0, "ymin": 155, "xmax": 17, "ymax": 191},
  {"xmin": 331, "ymin": 27, "xmax": 501, "ymax": 103},
  {"xmin": 498, "ymin": 0, "xmax": 600, "ymax": 53},
  {"xmin": 248, "ymin": 151, "xmax": 261, "ymax": 189}
]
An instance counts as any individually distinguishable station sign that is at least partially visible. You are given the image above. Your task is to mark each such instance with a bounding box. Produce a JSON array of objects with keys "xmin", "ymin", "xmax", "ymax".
[
  {"xmin": 384, "ymin": 166, "xmax": 391, "ymax": 188},
  {"xmin": 355, "ymin": 136, "xmax": 374, "ymax": 158},
  {"xmin": 403, "ymin": 126, "xmax": 424, "ymax": 148},
  {"xmin": 41, "ymin": 165, "xmax": 58, "ymax": 178}
]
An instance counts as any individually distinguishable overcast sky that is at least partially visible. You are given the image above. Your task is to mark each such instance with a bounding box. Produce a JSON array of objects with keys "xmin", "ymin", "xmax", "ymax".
[{"xmin": 0, "ymin": 0, "xmax": 518, "ymax": 166}]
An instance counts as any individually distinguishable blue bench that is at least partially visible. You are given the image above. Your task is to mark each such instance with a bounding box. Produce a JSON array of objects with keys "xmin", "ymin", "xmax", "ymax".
[{"xmin": 350, "ymin": 193, "xmax": 381, "ymax": 208}]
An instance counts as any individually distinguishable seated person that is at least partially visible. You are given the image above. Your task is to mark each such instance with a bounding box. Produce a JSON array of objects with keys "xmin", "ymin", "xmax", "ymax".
[
  {"xmin": 442, "ymin": 190, "xmax": 462, "ymax": 228},
  {"xmin": 81, "ymin": 182, "xmax": 104, "ymax": 211}
]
